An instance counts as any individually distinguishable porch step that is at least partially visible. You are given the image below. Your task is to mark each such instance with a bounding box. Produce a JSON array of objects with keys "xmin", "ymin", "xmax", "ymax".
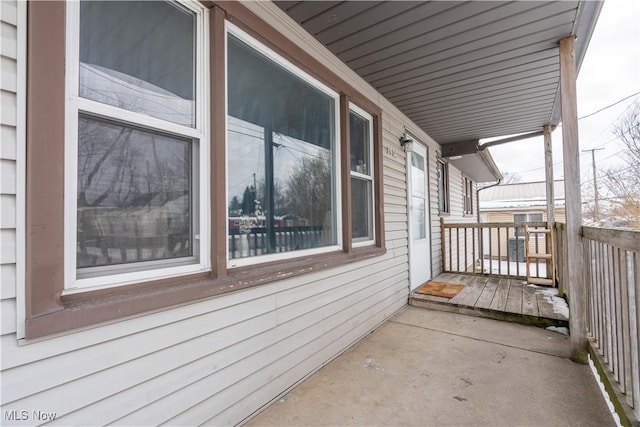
[
  {"xmin": 410, "ymin": 274, "xmax": 568, "ymax": 329},
  {"xmin": 527, "ymin": 277, "xmax": 555, "ymax": 286}
]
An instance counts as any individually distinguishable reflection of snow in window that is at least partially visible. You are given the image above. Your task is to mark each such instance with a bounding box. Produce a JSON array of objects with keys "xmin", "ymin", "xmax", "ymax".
[{"xmin": 79, "ymin": 63, "xmax": 194, "ymax": 126}]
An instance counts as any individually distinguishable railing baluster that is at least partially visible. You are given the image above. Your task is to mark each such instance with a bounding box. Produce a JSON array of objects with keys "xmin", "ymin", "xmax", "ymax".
[
  {"xmin": 619, "ymin": 248, "xmax": 631, "ymax": 402},
  {"xmin": 497, "ymin": 227, "xmax": 502, "ymax": 275},
  {"xmin": 472, "ymin": 227, "xmax": 477, "ymax": 274},
  {"xmin": 456, "ymin": 228, "xmax": 460, "ymax": 272},
  {"xmin": 607, "ymin": 243, "xmax": 615, "ymax": 366},
  {"xmin": 506, "ymin": 226, "xmax": 511, "ymax": 277},
  {"xmin": 464, "ymin": 228, "xmax": 468, "ymax": 273},
  {"xmin": 489, "ymin": 227, "xmax": 493, "ymax": 274},
  {"xmin": 448, "ymin": 227, "xmax": 452, "ymax": 273},
  {"xmin": 628, "ymin": 251, "xmax": 640, "ymax": 414},
  {"xmin": 613, "ymin": 246, "xmax": 623, "ymax": 385}
]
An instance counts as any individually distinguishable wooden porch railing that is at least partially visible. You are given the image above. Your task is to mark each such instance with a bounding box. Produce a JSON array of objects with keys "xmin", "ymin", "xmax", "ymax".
[
  {"xmin": 440, "ymin": 219, "xmax": 552, "ymax": 280},
  {"xmin": 582, "ymin": 226, "xmax": 640, "ymax": 422}
]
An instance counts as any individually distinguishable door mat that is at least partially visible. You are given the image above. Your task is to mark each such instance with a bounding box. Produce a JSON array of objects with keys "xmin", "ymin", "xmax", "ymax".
[{"xmin": 415, "ymin": 281, "xmax": 464, "ymax": 298}]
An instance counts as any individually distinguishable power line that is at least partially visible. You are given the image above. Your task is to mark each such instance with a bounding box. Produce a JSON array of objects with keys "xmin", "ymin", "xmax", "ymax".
[{"xmin": 577, "ymin": 92, "xmax": 640, "ymax": 120}]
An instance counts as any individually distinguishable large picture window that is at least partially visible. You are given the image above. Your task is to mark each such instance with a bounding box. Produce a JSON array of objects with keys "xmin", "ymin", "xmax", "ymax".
[
  {"xmin": 226, "ymin": 27, "xmax": 340, "ymax": 266},
  {"xmin": 65, "ymin": 0, "xmax": 208, "ymax": 289}
]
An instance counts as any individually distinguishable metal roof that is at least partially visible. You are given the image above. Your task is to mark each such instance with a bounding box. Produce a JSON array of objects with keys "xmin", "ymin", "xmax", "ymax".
[
  {"xmin": 276, "ymin": 1, "xmax": 602, "ymax": 178},
  {"xmin": 480, "ymin": 180, "xmax": 566, "ymax": 210}
]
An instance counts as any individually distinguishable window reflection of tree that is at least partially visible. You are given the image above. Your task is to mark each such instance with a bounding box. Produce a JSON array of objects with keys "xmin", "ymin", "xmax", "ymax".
[{"xmin": 77, "ymin": 118, "xmax": 191, "ymax": 267}]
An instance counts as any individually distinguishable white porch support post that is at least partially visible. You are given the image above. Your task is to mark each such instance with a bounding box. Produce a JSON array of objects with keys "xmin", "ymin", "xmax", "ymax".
[
  {"xmin": 543, "ymin": 125, "xmax": 560, "ymax": 294},
  {"xmin": 559, "ymin": 36, "xmax": 587, "ymax": 363},
  {"xmin": 544, "ymin": 125, "xmax": 555, "ymax": 227}
]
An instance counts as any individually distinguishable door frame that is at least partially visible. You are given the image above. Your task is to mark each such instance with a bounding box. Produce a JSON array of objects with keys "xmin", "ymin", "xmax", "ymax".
[{"xmin": 406, "ymin": 134, "xmax": 432, "ymax": 290}]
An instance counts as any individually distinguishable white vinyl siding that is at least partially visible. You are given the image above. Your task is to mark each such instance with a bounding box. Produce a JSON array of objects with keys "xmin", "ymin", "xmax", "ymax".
[
  {"xmin": 0, "ymin": 1, "xmax": 474, "ymax": 425},
  {"xmin": 439, "ymin": 165, "xmax": 477, "ymax": 273},
  {"xmin": 1, "ymin": 0, "xmax": 19, "ymax": 338}
]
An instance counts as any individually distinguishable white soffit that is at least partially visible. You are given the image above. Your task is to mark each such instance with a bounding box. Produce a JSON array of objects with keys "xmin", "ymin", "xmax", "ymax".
[{"xmin": 276, "ymin": 1, "xmax": 603, "ymax": 146}]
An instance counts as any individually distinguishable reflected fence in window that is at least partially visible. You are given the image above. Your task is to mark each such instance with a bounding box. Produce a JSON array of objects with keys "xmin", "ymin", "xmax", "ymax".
[
  {"xmin": 440, "ymin": 219, "xmax": 551, "ymax": 279},
  {"xmin": 229, "ymin": 225, "xmax": 327, "ymax": 259}
]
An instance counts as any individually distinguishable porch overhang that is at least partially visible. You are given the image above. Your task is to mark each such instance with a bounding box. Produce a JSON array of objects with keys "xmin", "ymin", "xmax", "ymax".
[
  {"xmin": 446, "ymin": 150, "xmax": 503, "ymax": 183},
  {"xmin": 276, "ymin": 1, "xmax": 603, "ymax": 180}
]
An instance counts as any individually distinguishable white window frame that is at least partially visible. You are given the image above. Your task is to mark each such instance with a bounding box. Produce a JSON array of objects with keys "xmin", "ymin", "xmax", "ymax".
[
  {"xmin": 63, "ymin": 0, "xmax": 210, "ymax": 292},
  {"xmin": 437, "ymin": 158, "xmax": 450, "ymax": 214},
  {"xmin": 514, "ymin": 212, "xmax": 544, "ymax": 236},
  {"xmin": 349, "ymin": 103, "xmax": 375, "ymax": 246},
  {"xmin": 225, "ymin": 22, "xmax": 342, "ymax": 268},
  {"xmin": 463, "ymin": 176, "xmax": 473, "ymax": 215}
]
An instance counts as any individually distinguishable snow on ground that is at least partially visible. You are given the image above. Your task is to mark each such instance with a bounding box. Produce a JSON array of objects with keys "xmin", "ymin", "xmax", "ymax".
[
  {"xmin": 588, "ymin": 356, "xmax": 623, "ymax": 427},
  {"xmin": 534, "ymin": 286, "xmax": 569, "ymax": 319}
]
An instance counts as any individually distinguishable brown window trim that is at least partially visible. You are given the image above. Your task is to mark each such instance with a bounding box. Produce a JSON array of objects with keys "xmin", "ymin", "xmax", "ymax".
[{"xmin": 25, "ymin": 1, "xmax": 385, "ymax": 339}]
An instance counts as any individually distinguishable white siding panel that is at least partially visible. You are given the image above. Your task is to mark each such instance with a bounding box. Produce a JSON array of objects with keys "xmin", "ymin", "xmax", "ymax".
[
  {"xmin": 0, "ymin": 263, "xmax": 16, "ymax": 298},
  {"xmin": 46, "ymin": 274, "xmax": 406, "ymax": 425},
  {"xmin": 1, "ymin": 90, "xmax": 17, "ymax": 126},
  {"xmin": 0, "ymin": 1, "xmax": 17, "ymax": 26},
  {"xmin": 0, "ymin": 229, "xmax": 16, "ymax": 264},
  {"xmin": 1, "ymin": 158, "xmax": 16, "ymax": 193},
  {"xmin": 1, "ymin": 298, "xmax": 16, "ymax": 335},
  {"xmin": 168, "ymin": 287, "xmax": 407, "ymax": 426},
  {"xmin": 1, "ymin": 55, "xmax": 17, "ymax": 92},
  {"xmin": 1, "ymin": 295, "xmax": 277, "ymax": 404},
  {"xmin": 1, "ymin": 125, "xmax": 17, "ymax": 160},
  {"xmin": 205, "ymin": 293, "xmax": 407, "ymax": 426},
  {"xmin": 45, "ymin": 312, "xmax": 277, "ymax": 425},
  {"xmin": 1, "ymin": 194, "xmax": 16, "ymax": 228},
  {"xmin": 1, "ymin": 21, "xmax": 17, "ymax": 58}
]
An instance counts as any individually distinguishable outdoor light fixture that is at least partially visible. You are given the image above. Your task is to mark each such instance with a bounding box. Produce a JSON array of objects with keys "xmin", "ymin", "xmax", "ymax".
[{"xmin": 399, "ymin": 133, "xmax": 414, "ymax": 152}]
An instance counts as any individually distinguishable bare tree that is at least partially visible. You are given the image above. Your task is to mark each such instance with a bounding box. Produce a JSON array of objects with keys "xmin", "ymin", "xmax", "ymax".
[
  {"xmin": 501, "ymin": 171, "xmax": 523, "ymax": 184},
  {"xmin": 600, "ymin": 100, "xmax": 640, "ymax": 229},
  {"xmin": 283, "ymin": 154, "xmax": 332, "ymax": 226}
]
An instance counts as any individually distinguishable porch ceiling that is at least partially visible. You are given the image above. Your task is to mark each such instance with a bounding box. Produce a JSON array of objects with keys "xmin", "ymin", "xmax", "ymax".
[{"xmin": 276, "ymin": 1, "xmax": 602, "ymax": 147}]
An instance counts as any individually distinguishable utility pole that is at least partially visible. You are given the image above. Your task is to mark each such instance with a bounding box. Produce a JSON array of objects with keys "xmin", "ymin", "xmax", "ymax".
[{"xmin": 582, "ymin": 148, "xmax": 604, "ymax": 222}]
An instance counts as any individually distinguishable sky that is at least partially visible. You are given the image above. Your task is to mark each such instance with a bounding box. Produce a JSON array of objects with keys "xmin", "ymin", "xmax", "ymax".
[{"xmin": 487, "ymin": 0, "xmax": 640, "ymax": 186}]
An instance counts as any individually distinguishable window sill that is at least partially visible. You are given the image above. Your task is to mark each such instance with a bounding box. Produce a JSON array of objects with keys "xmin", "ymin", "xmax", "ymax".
[{"xmin": 25, "ymin": 246, "xmax": 386, "ymax": 339}]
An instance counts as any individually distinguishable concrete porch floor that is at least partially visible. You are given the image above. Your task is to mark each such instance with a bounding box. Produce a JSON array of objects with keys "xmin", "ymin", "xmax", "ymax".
[{"xmin": 246, "ymin": 307, "xmax": 615, "ymax": 426}]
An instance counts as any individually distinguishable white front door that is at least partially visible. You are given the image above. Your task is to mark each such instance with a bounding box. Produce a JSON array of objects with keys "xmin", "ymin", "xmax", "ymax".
[{"xmin": 407, "ymin": 141, "xmax": 431, "ymax": 290}]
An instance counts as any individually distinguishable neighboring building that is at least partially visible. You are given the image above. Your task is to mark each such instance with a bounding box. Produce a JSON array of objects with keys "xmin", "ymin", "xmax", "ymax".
[
  {"xmin": 480, "ymin": 180, "xmax": 566, "ymax": 224},
  {"xmin": 0, "ymin": 1, "xmax": 599, "ymax": 425},
  {"xmin": 479, "ymin": 180, "xmax": 566, "ymax": 262}
]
